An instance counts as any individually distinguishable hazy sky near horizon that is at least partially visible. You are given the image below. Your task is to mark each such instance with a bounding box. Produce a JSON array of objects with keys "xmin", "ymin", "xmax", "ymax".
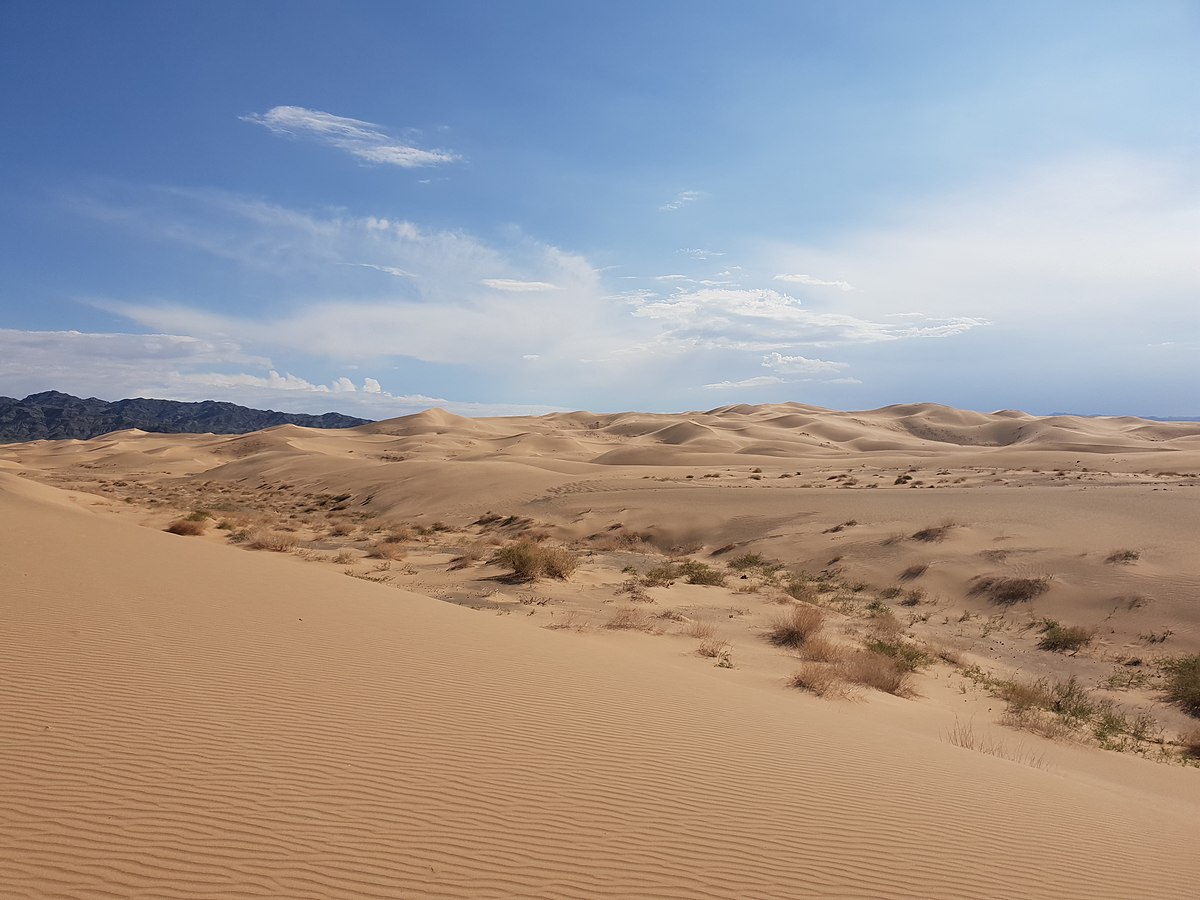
[{"xmin": 1, "ymin": 1, "xmax": 1197, "ymax": 418}]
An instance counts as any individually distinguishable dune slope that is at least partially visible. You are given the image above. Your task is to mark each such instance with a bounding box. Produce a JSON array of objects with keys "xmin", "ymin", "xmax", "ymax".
[{"xmin": 2, "ymin": 472, "xmax": 1199, "ymax": 899}]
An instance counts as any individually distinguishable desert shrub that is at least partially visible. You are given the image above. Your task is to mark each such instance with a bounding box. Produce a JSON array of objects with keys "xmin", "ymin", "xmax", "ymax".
[
  {"xmin": 1182, "ymin": 728, "xmax": 1200, "ymax": 759},
  {"xmin": 727, "ymin": 552, "xmax": 766, "ymax": 571},
  {"xmin": 184, "ymin": 510, "xmax": 210, "ymax": 522},
  {"xmin": 998, "ymin": 677, "xmax": 1056, "ymax": 712},
  {"xmin": 767, "ymin": 605, "xmax": 825, "ymax": 648},
  {"xmin": 681, "ymin": 561, "xmax": 726, "ymax": 586},
  {"xmin": 492, "ymin": 541, "xmax": 578, "ymax": 581},
  {"xmin": 641, "ymin": 563, "xmax": 681, "ymax": 587},
  {"xmin": 863, "ymin": 639, "xmax": 930, "ymax": 673},
  {"xmin": 604, "ymin": 606, "xmax": 655, "ymax": 631},
  {"xmin": 970, "ymin": 575, "xmax": 1050, "ymax": 604},
  {"xmin": 842, "ymin": 651, "xmax": 910, "ymax": 695},
  {"xmin": 682, "ymin": 619, "xmax": 716, "ymax": 640},
  {"xmin": 789, "ymin": 663, "xmax": 846, "ymax": 697},
  {"xmin": 878, "ymin": 586, "xmax": 902, "ymax": 600},
  {"xmin": 784, "ymin": 576, "xmax": 817, "ymax": 603},
  {"xmin": 799, "ymin": 634, "xmax": 848, "ymax": 664},
  {"xmin": 165, "ymin": 518, "xmax": 207, "ymax": 536},
  {"xmin": 911, "ymin": 523, "xmax": 954, "ymax": 542},
  {"xmin": 332, "ymin": 550, "xmax": 355, "ymax": 564},
  {"xmin": 1105, "ymin": 549, "xmax": 1140, "ymax": 564},
  {"xmin": 697, "ymin": 638, "xmax": 730, "ymax": 658},
  {"xmin": 1049, "ymin": 676, "xmax": 1099, "ymax": 723},
  {"xmin": 449, "ymin": 541, "xmax": 486, "ymax": 570},
  {"xmin": 1161, "ymin": 654, "xmax": 1200, "ymax": 716},
  {"xmin": 368, "ymin": 541, "xmax": 406, "ymax": 560},
  {"xmin": 541, "ymin": 546, "xmax": 578, "ymax": 579},
  {"xmin": 247, "ymin": 528, "xmax": 299, "ymax": 552},
  {"xmin": 1038, "ymin": 620, "xmax": 1094, "ymax": 653},
  {"xmin": 899, "ymin": 563, "xmax": 928, "ymax": 581}
]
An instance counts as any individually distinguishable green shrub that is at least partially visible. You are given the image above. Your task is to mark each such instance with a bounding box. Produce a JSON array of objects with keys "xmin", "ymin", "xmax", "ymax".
[
  {"xmin": 1038, "ymin": 620, "xmax": 1094, "ymax": 653},
  {"xmin": 1162, "ymin": 654, "xmax": 1200, "ymax": 716},
  {"xmin": 863, "ymin": 639, "xmax": 930, "ymax": 673}
]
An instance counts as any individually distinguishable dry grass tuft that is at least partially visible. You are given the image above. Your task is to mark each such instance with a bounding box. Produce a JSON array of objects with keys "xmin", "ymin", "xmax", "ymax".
[
  {"xmin": 246, "ymin": 528, "xmax": 300, "ymax": 552},
  {"xmin": 946, "ymin": 717, "xmax": 1047, "ymax": 769},
  {"xmin": 682, "ymin": 619, "xmax": 717, "ymax": 640},
  {"xmin": 789, "ymin": 663, "xmax": 848, "ymax": 697},
  {"xmin": 798, "ymin": 633, "xmax": 849, "ymax": 664},
  {"xmin": 970, "ymin": 575, "xmax": 1051, "ymax": 605},
  {"xmin": 1105, "ymin": 548, "xmax": 1140, "ymax": 564},
  {"xmin": 767, "ymin": 605, "xmax": 825, "ymax": 648},
  {"xmin": 165, "ymin": 518, "xmax": 207, "ymax": 536},
  {"xmin": 697, "ymin": 638, "xmax": 730, "ymax": 658},
  {"xmin": 368, "ymin": 541, "xmax": 407, "ymax": 560},
  {"xmin": 898, "ymin": 563, "xmax": 928, "ymax": 581},
  {"xmin": 492, "ymin": 540, "xmax": 578, "ymax": 581},
  {"xmin": 1037, "ymin": 620, "xmax": 1094, "ymax": 653},
  {"xmin": 842, "ymin": 650, "xmax": 911, "ymax": 695},
  {"xmin": 449, "ymin": 541, "xmax": 487, "ymax": 570},
  {"xmin": 911, "ymin": 522, "xmax": 955, "ymax": 542},
  {"xmin": 1182, "ymin": 727, "xmax": 1200, "ymax": 760},
  {"xmin": 604, "ymin": 606, "xmax": 657, "ymax": 632}
]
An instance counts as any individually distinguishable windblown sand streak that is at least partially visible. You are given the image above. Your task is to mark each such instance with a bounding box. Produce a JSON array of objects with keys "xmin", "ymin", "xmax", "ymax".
[{"xmin": 2, "ymin": 471, "xmax": 1198, "ymax": 898}]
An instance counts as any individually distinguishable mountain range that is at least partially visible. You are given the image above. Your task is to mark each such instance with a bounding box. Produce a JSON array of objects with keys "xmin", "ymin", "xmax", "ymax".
[{"xmin": 0, "ymin": 391, "xmax": 370, "ymax": 442}]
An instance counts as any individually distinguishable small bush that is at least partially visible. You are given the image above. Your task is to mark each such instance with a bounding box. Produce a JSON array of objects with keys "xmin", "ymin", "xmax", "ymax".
[
  {"xmin": 682, "ymin": 620, "xmax": 716, "ymax": 640},
  {"xmin": 783, "ymin": 576, "xmax": 817, "ymax": 603},
  {"xmin": 970, "ymin": 575, "xmax": 1050, "ymax": 605},
  {"xmin": 678, "ymin": 560, "xmax": 726, "ymax": 586},
  {"xmin": 899, "ymin": 563, "xmax": 928, "ymax": 581},
  {"xmin": 843, "ymin": 651, "xmax": 910, "ymax": 695},
  {"xmin": 790, "ymin": 663, "xmax": 846, "ymax": 697},
  {"xmin": 165, "ymin": 518, "xmax": 207, "ymax": 536},
  {"xmin": 605, "ymin": 606, "xmax": 655, "ymax": 631},
  {"xmin": 368, "ymin": 541, "xmax": 406, "ymax": 560},
  {"xmin": 863, "ymin": 639, "xmax": 930, "ymax": 673},
  {"xmin": 911, "ymin": 523, "xmax": 954, "ymax": 542},
  {"xmin": 727, "ymin": 552, "xmax": 766, "ymax": 571},
  {"xmin": 641, "ymin": 563, "xmax": 680, "ymax": 587},
  {"xmin": 1105, "ymin": 549, "xmax": 1140, "ymax": 564},
  {"xmin": 247, "ymin": 528, "xmax": 299, "ymax": 552},
  {"xmin": 879, "ymin": 586, "xmax": 903, "ymax": 599},
  {"xmin": 184, "ymin": 510, "xmax": 210, "ymax": 522},
  {"xmin": 1161, "ymin": 654, "xmax": 1200, "ymax": 716},
  {"xmin": 1182, "ymin": 727, "xmax": 1200, "ymax": 759},
  {"xmin": 799, "ymin": 634, "xmax": 849, "ymax": 664},
  {"xmin": 492, "ymin": 541, "xmax": 578, "ymax": 581},
  {"xmin": 767, "ymin": 605, "xmax": 825, "ymax": 648},
  {"xmin": 1038, "ymin": 620, "xmax": 1094, "ymax": 653},
  {"xmin": 697, "ymin": 638, "xmax": 730, "ymax": 658}
]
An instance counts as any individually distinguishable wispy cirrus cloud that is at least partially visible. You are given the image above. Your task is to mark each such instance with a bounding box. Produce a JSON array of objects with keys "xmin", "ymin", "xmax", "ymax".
[
  {"xmin": 480, "ymin": 278, "xmax": 558, "ymax": 292},
  {"xmin": 659, "ymin": 190, "xmax": 702, "ymax": 211},
  {"xmin": 242, "ymin": 106, "xmax": 459, "ymax": 168},
  {"xmin": 774, "ymin": 273, "xmax": 854, "ymax": 291},
  {"xmin": 703, "ymin": 376, "xmax": 784, "ymax": 390}
]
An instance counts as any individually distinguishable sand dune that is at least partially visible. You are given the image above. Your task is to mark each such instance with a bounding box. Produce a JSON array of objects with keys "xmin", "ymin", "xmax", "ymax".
[
  {"xmin": 3, "ymin": 403, "xmax": 1200, "ymax": 898},
  {"xmin": 2, "ymin": 471, "xmax": 1199, "ymax": 899}
]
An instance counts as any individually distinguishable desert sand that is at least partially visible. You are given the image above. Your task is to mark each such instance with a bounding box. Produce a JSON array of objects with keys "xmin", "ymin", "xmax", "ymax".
[{"xmin": 2, "ymin": 402, "xmax": 1199, "ymax": 898}]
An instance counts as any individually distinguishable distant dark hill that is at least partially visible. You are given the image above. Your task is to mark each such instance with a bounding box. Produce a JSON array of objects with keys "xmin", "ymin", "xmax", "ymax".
[{"xmin": 0, "ymin": 391, "xmax": 371, "ymax": 442}]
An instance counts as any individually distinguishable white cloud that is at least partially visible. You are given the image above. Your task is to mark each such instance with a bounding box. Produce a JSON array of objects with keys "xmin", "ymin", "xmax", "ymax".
[
  {"xmin": 765, "ymin": 155, "xmax": 1198, "ymax": 336},
  {"xmin": 654, "ymin": 274, "xmax": 691, "ymax": 281},
  {"xmin": 362, "ymin": 377, "xmax": 382, "ymax": 394},
  {"xmin": 774, "ymin": 273, "xmax": 854, "ymax": 291},
  {"xmin": 703, "ymin": 376, "xmax": 784, "ymax": 390},
  {"xmin": 628, "ymin": 288, "xmax": 987, "ymax": 352},
  {"xmin": 680, "ymin": 247, "xmax": 724, "ymax": 260},
  {"xmin": 659, "ymin": 190, "xmax": 702, "ymax": 211},
  {"xmin": 241, "ymin": 106, "xmax": 459, "ymax": 168},
  {"xmin": 480, "ymin": 278, "xmax": 558, "ymax": 292},
  {"xmin": 352, "ymin": 263, "xmax": 414, "ymax": 277},
  {"xmin": 761, "ymin": 352, "xmax": 849, "ymax": 375}
]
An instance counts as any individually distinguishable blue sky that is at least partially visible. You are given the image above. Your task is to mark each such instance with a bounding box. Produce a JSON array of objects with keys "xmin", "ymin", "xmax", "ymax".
[{"xmin": 1, "ymin": 1, "xmax": 1197, "ymax": 418}]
